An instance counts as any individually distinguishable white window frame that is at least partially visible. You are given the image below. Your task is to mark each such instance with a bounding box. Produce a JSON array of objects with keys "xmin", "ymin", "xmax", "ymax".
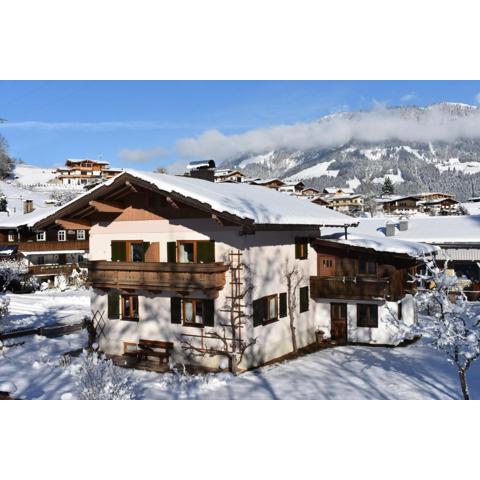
[
  {"xmin": 58, "ymin": 230, "xmax": 67, "ymax": 242},
  {"xmin": 7, "ymin": 231, "xmax": 15, "ymax": 242},
  {"xmin": 76, "ymin": 229, "xmax": 86, "ymax": 240},
  {"xmin": 36, "ymin": 231, "xmax": 46, "ymax": 242}
]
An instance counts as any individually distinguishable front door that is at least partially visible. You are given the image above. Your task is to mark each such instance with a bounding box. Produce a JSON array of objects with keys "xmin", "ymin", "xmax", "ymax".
[{"xmin": 331, "ymin": 303, "xmax": 347, "ymax": 344}]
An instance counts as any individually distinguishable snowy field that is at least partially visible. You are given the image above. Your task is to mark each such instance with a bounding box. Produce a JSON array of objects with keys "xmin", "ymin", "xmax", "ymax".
[
  {"xmin": 1, "ymin": 331, "xmax": 479, "ymax": 399},
  {"xmin": 3, "ymin": 289, "xmax": 91, "ymax": 330}
]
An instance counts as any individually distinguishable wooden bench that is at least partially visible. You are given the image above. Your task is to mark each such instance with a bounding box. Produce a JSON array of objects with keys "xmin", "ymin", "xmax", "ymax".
[{"xmin": 124, "ymin": 339, "xmax": 174, "ymax": 365}]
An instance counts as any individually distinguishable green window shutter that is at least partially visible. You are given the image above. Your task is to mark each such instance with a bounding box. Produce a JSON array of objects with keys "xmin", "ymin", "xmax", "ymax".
[
  {"xmin": 171, "ymin": 297, "xmax": 182, "ymax": 324},
  {"xmin": 197, "ymin": 241, "xmax": 215, "ymax": 263},
  {"xmin": 279, "ymin": 292, "xmax": 287, "ymax": 318},
  {"xmin": 299, "ymin": 286, "xmax": 309, "ymax": 313},
  {"xmin": 111, "ymin": 241, "xmax": 126, "ymax": 262},
  {"xmin": 295, "ymin": 242, "xmax": 301, "ymax": 259},
  {"xmin": 108, "ymin": 294, "xmax": 120, "ymax": 319},
  {"xmin": 167, "ymin": 242, "xmax": 176, "ymax": 263},
  {"xmin": 253, "ymin": 297, "xmax": 267, "ymax": 327},
  {"xmin": 203, "ymin": 299, "xmax": 215, "ymax": 327}
]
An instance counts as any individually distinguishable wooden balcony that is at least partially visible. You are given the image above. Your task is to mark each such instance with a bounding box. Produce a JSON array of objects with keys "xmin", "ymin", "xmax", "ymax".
[
  {"xmin": 18, "ymin": 240, "xmax": 89, "ymax": 252},
  {"xmin": 310, "ymin": 275, "xmax": 402, "ymax": 301},
  {"xmin": 86, "ymin": 260, "xmax": 229, "ymax": 298},
  {"xmin": 29, "ymin": 264, "xmax": 76, "ymax": 276}
]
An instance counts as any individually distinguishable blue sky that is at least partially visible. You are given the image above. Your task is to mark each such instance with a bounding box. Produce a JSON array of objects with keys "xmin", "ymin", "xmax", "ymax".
[{"xmin": 1, "ymin": 80, "xmax": 480, "ymax": 170}]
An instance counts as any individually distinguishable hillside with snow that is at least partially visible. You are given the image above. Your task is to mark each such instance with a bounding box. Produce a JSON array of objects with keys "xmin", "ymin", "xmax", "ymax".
[{"xmin": 221, "ymin": 103, "xmax": 480, "ymax": 201}]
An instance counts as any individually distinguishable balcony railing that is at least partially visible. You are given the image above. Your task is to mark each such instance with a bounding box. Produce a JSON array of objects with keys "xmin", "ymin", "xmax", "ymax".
[
  {"xmin": 17, "ymin": 240, "xmax": 89, "ymax": 252},
  {"xmin": 310, "ymin": 275, "xmax": 402, "ymax": 301},
  {"xmin": 86, "ymin": 260, "xmax": 229, "ymax": 298},
  {"xmin": 29, "ymin": 264, "xmax": 77, "ymax": 276}
]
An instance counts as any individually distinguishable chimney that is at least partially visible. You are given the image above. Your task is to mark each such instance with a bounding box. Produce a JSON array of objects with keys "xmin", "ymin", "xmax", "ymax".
[
  {"xmin": 24, "ymin": 199, "xmax": 34, "ymax": 214},
  {"xmin": 185, "ymin": 159, "xmax": 216, "ymax": 182},
  {"xmin": 385, "ymin": 220, "xmax": 396, "ymax": 237},
  {"xmin": 399, "ymin": 217, "xmax": 409, "ymax": 231}
]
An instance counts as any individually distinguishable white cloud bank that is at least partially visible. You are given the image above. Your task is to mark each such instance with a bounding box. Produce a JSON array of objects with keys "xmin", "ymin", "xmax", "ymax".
[
  {"xmin": 176, "ymin": 104, "xmax": 480, "ymax": 161},
  {"xmin": 118, "ymin": 146, "xmax": 167, "ymax": 163}
]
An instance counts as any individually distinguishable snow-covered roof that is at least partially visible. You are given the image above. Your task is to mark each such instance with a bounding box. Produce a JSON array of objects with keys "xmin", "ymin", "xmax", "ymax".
[
  {"xmin": 251, "ymin": 178, "xmax": 285, "ymax": 186},
  {"xmin": 39, "ymin": 169, "xmax": 355, "ymax": 227},
  {"xmin": 323, "ymin": 215, "xmax": 480, "ymax": 244},
  {"xmin": 320, "ymin": 232, "xmax": 439, "ymax": 258},
  {"xmin": 66, "ymin": 158, "xmax": 110, "ymax": 165},
  {"xmin": 324, "ymin": 187, "xmax": 354, "ymax": 194},
  {"xmin": 0, "ymin": 205, "xmax": 60, "ymax": 229}
]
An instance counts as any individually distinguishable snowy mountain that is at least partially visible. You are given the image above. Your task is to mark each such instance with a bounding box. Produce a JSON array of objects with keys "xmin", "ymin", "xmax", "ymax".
[{"xmin": 221, "ymin": 103, "xmax": 480, "ymax": 200}]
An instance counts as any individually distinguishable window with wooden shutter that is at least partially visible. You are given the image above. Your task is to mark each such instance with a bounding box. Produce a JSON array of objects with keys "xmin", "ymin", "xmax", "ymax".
[
  {"xmin": 279, "ymin": 292, "xmax": 287, "ymax": 318},
  {"xmin": 111, "ymin": 241, "xmax": 126, "ymax": 262},
  {"xmin": 203, "ymin": 299, "xmax": 215, "ymax": 327},
  {"xmin": 253, "ymin": 298, "xmax": 266, "ymax": 327},
  {"xmin": 295, "ymin": 238, "xmax": 308, "ymax": 260},
  {"xmin": 197, "ymin": 241, "xmax": 215, "ymax": 263},
  {"xmin": 357, "ymin": 304, "xmax": 378, "ymax": 328},
  {"xmin": 144, "ymin": 242, "xmax": 160, "ymax": 262},
  {"xmin": 108, "ymin": 294, "xmax": 120, "ymax": 319},
  {"xmin": 299, "ymin": 286, "xmax": 309, "ymax": 313},
  {"xmin": 171, "ymin": 297, "xmax": 181, "ymax": 323},
  {"xmin": 167, "ymin": 242, "xmax": 176, "ymax": 262}
]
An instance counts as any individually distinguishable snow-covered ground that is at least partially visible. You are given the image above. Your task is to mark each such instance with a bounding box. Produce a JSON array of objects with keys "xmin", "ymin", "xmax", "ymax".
[
  {"xmin": 2, "ymin": 289, "xmax": 90, "ymax": 330},
  {"xmin": 2, "ymin": 290, "xmax": 479, "ymax": 400},
  {"xmin": 286, "ymin": 159, "xmax": 339, "ymax": 180},
  {"xmin": 2, "ymin": 331, "xmax": 479, "ymax": 399}
]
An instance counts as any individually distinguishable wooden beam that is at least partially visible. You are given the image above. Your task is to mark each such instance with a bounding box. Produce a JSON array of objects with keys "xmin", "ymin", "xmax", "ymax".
[
  {"xmin": 55, "ymin": 218, "xmax": 92, "ymax": 230},
  {"xmin": 89, "ymin": 200, "xmax": 124, "ymax": 213},
  {"xmin": 166, "ymin": 196, "xmax": 179, "ymax": 208}
]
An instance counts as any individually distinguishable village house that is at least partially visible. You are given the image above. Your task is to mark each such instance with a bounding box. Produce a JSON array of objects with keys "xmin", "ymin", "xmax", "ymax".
[
  {"xmin": 55, "ymin": 159, "xmax": 123, "ymax": 187},
  {"xmin": 0, "ymin": 203, "xmax": 89, "ymax": 286},
  {"xmin": 324, "ymin": 193, "xmax": 364, "ymax": 213},
  {"xmin": 33, "ymin": 169, "xmax": 436, "ymax": 371},
  {"xmin": 214, "ymin": 169, "xmax": 245, "ymax": 183}
]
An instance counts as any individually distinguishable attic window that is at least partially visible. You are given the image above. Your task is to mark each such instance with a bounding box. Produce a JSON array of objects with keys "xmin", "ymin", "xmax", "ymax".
[
  {"xmin": 36, "ymin": 231, "xmax": 46, "ymax": 242},
  {"xmin": 358, "ymin": 258, "xmax": 377, "ymax": 275},
  {"xmin": 295, "ymin": 238, "xmax": 308, "ymax": 260}
]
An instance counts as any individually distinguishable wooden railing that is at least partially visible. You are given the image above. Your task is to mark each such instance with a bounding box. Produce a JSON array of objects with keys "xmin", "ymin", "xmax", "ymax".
[
  {"xmin": 86, "ymin": 260, "xmax": 229, "ymax": 298},
  {"xmin": 29, "ymin": 264, "xmax": 76, "ymax": 276},
  {"xmin": 16, "ymin": 240, "xmax": 89, "ymax": 252},
  {"xmin": 310, "ymin": 275, "xmax": 401, "ymax": 301}
]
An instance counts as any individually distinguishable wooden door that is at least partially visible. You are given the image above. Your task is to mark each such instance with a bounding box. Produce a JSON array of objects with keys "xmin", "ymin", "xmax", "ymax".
[
  {"xmin": 317, "ymin": 255, "xmax": 336, "ymax": 276},
  {"xmin": 331, "ymin": 303, "xmax": 347, "ymax": 344}
]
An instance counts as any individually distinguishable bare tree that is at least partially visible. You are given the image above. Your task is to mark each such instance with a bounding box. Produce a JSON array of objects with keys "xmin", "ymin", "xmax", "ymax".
[
  {"xmin": 284, "ymin": 261, "xmax": 304, "ymax": 353},
  {"xmin": 180, "ymin": 250, "xmax": 256, "ymax": 375}
]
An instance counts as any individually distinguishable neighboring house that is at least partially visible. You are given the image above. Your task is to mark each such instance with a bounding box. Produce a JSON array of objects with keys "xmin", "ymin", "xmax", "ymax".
[
  {"xmin": 36, "ymin": 169, "xmax": 435, "ymax": 371},
  {"xmin": 310, "ymin": 196, "xmax": 331, "ymax": 207},
  {"xmin": 301, "ymin": 187, "xmax": 322, "ymax": 197},
  {"xmin": 418, "ymin": 197, "xmax": 460, "ymax": 215},
  {"xmin": 327, "ymin": 215, "xmax": 480, "ymax": 284},
  {"xmin": 249, "ymin": 178, "xmax": 286, "ymax": 189},
  {"xmin": 0, "ymin": 205, "xmax": 89, "ymax": 285},
  {"xmin": 278, "ymin": 181, "xmax": 305, "ymax": 194},
  {"xmin": 214, "ymin": 169, "xmax": 245, "ymax": 183},
  {"xmin": 379, "ymin": 195, "xmax": 421, "ymax": 214},
  {"xmin": 55, "ymin": 159, "xmax": 122, "ymax": 187},
  {"xmin": 325, "ymin": 193, "xmax": 364, "ymax": 213}
]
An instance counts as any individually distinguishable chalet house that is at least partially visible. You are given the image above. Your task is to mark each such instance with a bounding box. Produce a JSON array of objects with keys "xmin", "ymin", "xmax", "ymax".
[
  {"xmin": 249, "ymin": 178, "xmax": 286, "ymax": 190},
  {"xmin": 379, "ymin": 195, "xmax": 420, "ymax": 214},
  {"xmin": 337, "ymin": 215, "xmax": 480, "ymax": 297},
  {"xmin": 278, "ymin": 181, "xmax": 305, "ymax": 194},
  {"xmin": 37, "ymin": 170, "xmax": 435, "ymax": 371},
  {"xmin": 325, "ymin": 193, "xmax": 364, "ymax": 213},
  {"xmin": 0, "ymin": 206, "xmax": 89, "ymax": 284},
  {"xmin": 418, "ymin": 197, "xmax": 460, "ymax": 215},
  {"xmin": 214, "ymin": 169, "xmax": 245, "ymax": 183},
  {"xmin": 301, "ymin": 187, "xmax": 322, "ymax": 197},
  {"xmin": 55, "ymin": 159, "xmax": 122, "ymax": 187},
  {"xmin": 323, "ymin": 187, "xmax": 355, "ymax": 196}
]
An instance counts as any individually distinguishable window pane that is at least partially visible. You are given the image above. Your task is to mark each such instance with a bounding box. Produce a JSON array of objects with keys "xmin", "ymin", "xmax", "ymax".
[
  {"xmin": 184, "ymin": 301, "xmax": 193, "ymax": 322},
  {"xmin": 131, "ymin": 243, "xmax": 144, "ymax": 262},
  {"xmin": 368, "ymin": 261, "xmax": 377, "ymax": 275},
  {"xmin": 179, "ymin": 243, "xmax": 195, "ymax": 263},
  {"xmin": 268, "ymin": 296, "xmax": 277, "ymax": 320},
  {"xmin": 195, "ymin": 301, "xmax": 204, "ymax": 324}
]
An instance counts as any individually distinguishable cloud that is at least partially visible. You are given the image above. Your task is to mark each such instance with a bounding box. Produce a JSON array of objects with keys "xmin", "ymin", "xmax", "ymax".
[
  {"xmin": 176, "ymin": 104, "xmax": 480, "ymax": 161},
  {"xmin": 400, "ymin": 92, "xmax": 416, "ymax": 102},
  {"xmin": 118, "ymin": 146, "xmax": 167, "ymax": 163},
  {"xmin": 475, "ymin": 92, "xmax": 480, "ymax": 104}
]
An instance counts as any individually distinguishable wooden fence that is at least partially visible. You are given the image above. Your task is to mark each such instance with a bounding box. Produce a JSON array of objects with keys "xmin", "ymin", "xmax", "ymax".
[{"xmin": 0, "ymin": 318, "xmax": 87, "ymax": 341}]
